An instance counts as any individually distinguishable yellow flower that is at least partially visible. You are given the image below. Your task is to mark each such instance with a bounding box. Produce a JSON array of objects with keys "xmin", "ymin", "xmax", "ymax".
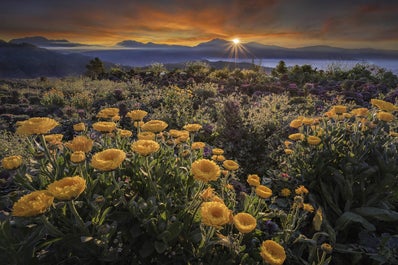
[
  {"xmin": 212, "ymin": 148, "xmax": 224, "ymax": 155},
  {"xmin": 260, "ymin": 240, "xmax": 286, "ymax": 265},
  {"xmin": 91, "ymin": 149, "xmax": 126, "ymax": 171},
  {"xmin": 313, "ymin": 208, "xmax": 323, "ymax": 231},
  {"xmin": 191, "ymin": 159, "xmax": 221, "ymax": 182},
  {"xmin": 126, "ymin": 110, "xmax": 148, "ymax": 121},
  {"xmin": 12, "ymin": 190, "xmax": 54, "ymax": 217},
  {"xmin": 44, "ymin": 134, "xmax": 63, "ymax": 145},
  {"xmin": 295, "ymin": 185, "xmax": 309, "ymax": 195},
  {"xmin": 225, "ymin": 184, "xmax": 234, "ymax": 190},
  {"xmin": 351, "ymin": 107, "xmax": 369, "ymax": 117},
  {"xmin": 223, "ymin": 160, "xmax": 239, "ymax": 171},
  {"xmin": 96, "ymin": 108, "xmax": 119, "ymax": 119},
  {"xmin": 200, "ymin": 187, "xmax": 215, "ymax": 200},
  {"xmin": 284, "ymin": 149, "xmax": 293, "ymax": 155},
  {"xmin": 307, "ymin": 135, "xmax": 321, "ymax": 145},
  {"xmin": 303, "ymin": 203, "xmax": 315, "ymax": 212},
  {"xmin": 169, "ymin": 129, "xmax": 184, "ymax": 138},
  {"xmin": 92, "ymin": 121, "xmax": 117, "ymax": 133},
  {"xmin": 70, "ymin": 151, "xmax": 86, "ymax": 163},
  {"xmin": 183, "ymin": 123, "xmax": 202, "ymax": 132},
  {"xmin": 137, "ymin": 131, "xmax": 156, "ymax": 140},
  {"xmin": 16, "ymin": 117, "xmax": 59, "ymax": 136},
  {"xmin": 332, "ymin": 105, "xmax": 347, "ymax": 114},
  {"xmin": 1, "ymin": 155, "xmax": 23, "ymax": 170},
  {"xmin": 73, "ymin": 122, "xmax": 86, "ymax": 132},
  {"xmin": 134, "ymin": 121, "xmax": 145, "ymax": 128},
  {"xmin": 131, "ymin": 140, "xmax": 160, "ymax": 156},
  {"xmin": 371, "ymin": 98, "xmax": 398, "ymax": 112},
  {"xmin": 117, "ymin": 129, "xmax": 133, "ymax": 138},
  {"xmin": 324, "ymin": 111, "xmax": 337, "ymax": 119},
  {"xmin": 47, "ymin": 176, "xmax": 86, "ymax": 200},
  {"xmin": 211, "ymin": 195, "xmax": 225, "ymax": 203},
  {"xmin": 141, "ymin": 120, "xmax": 168, "ymax": 133},
  {"xmin": 312, "ymin": 126, "xmax": 324, "ymax": 136},
  {"xmin": 321, "ymin": 243, "xmax": 333, "ymax": 254},
  {"xmin": 376, "ymin": 111, "xmax": 394, "ymax": 122},
  {"xmin": 390, "ymin": 132, "xmax": 398, "ymax": 137},
  {"xmin": 212, "ymin": 155, "xmax": 226, "ymax": 162},
  {"xmin": 302, "ymin": 117, "xmax": 314, "ymax": 125},
  {"xmin": 65, "ymin": 136, "xmax": 93, "ymax": 153},
  {"xmin": 192, "ymin": 142, "xmax": 206, "ymax": 150},
  {"xmin": 284, "ymin": 140, "xmax": 293, "ymax": 148},
  {"xmin": 233, "ymin": 213, "xmax": 257, "ymax": 233},
  {"xmin": 200, "ymin": 201, "xmax": 231, "ymax": 228},
  {"xmin": 172, "ymin": 130, "xmax": 190, "ymax": 144},
  {"xmin": 289, "ymin": 119, "xmax": 303, "ymax": 128},
  {"xmin": 112, "ymin": 115, "xmax": 121, "ymax": 122},
  {"xmin": 255, "ymin": 185, "xmax": 273, "ymax": 199},
  {"xmin": 280, "ymin": 188, "xmax": 291, "ymax": 197},
  {"xmin": 288, "ymin": 133, "xmax": 305, "ymax": 141},
  {"xmin": 247, "ymin": 174, "xmax": 261, "ymax": 187}
]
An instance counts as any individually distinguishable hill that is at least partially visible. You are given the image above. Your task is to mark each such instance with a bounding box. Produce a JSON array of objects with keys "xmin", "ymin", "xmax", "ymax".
[
  {"xmin": 0, "ymin": 41, "xmax": 93, "ymax": 78},
  {"xmin": 9, "ymin": 36, "xmax": 91, "ymax": 48}
]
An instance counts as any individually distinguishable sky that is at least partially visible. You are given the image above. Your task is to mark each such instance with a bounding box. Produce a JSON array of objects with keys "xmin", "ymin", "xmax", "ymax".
[{"xmin": 1, "ymin": 0, "xmax": 398, "ymax": 49}]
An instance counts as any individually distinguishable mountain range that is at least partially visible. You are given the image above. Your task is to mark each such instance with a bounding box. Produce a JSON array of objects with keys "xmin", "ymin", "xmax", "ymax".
[{"xmin": 2, "ymin": 36, "xmax": 398, "ymax": 78}]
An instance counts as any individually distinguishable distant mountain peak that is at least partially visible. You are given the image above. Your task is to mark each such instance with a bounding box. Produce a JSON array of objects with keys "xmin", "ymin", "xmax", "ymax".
[
  {"xmin": 116, "ymin": 40, "xmax": 146, "ymax": 47},
  {"xmin": 115, "ymin": 40, "xmax": 188, "ymax": 49},
  {"xmin": 195, "ymin": 38, "xmax": 230, "ymax": 48},
  {"xmin": 10, "ymin": 36, "xmax": 88, "ymax": 47}
]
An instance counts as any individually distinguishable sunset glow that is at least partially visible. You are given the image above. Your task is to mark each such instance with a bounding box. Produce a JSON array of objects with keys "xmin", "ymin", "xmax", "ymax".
[
  {"xmin": 232, "ymin": 38, "xmax": 240, "ymax": 45},
  {"xmin": 0, "ymin": 0, "xmax": 397, "ymax": 49}
]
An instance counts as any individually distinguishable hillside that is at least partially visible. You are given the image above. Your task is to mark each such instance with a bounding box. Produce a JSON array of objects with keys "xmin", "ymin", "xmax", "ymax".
[{"xmin": 0, "ymin": 41, "xmax": 93, "ymax": 78}]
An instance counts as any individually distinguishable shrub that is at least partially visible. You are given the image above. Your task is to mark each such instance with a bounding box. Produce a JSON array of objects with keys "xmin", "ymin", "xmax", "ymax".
[
  {"xmin": 40, "ymin": 88, "xmax": 65, "ymax": 107},
  {"xmin": 282, "ymin": 101, "xmax": 398, "ymax": 264}
]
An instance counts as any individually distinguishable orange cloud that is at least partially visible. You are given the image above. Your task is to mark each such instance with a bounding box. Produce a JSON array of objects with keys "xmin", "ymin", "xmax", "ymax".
[{"xmin": 1, "ymin": 0, "xmax": 397, "ymax": 49}]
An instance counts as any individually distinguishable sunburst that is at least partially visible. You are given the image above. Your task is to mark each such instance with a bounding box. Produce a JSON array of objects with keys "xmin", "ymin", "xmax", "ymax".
[{"xmin": 232, "ymin": 38, "xmax": 240, "ymax": 45}]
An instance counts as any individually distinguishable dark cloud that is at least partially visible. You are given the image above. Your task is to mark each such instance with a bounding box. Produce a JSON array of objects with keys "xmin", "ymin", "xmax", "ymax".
[{"xmin": 0, "ymin": 0, "xmax": 397, "ymax": 49}]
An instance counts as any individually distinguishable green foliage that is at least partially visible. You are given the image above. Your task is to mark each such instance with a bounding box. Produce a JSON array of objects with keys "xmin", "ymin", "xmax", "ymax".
[
  {"xmin": 1, "ymin": 63, "xmax": 398, "ymax": 264},
  {"xmin": 0, "ymin": 108, "xmax": 333, "ymax": 265},
  {"xmin": 287, "ymin": 64, "xmax": 322, "ymax": 86},
  {"xmin": 0, "ymin": 130, "xmax": 29, "ymax": 159},
  {"xmin": 283, "ymin": 104, "xmax": 398, "ymax": 263},
  {"xmin": 185, "ymin": 61, "xmax": 211, "ymax": 79},
  {"xmin": 151, "ymin": 85, "xmax": 195, "ymax": 128},
  {"xmin": 40, "ymin": 88, "xmax": 65, "ymax": 107},
  {"xmin": 85, "ymin": 57, "xmax": 106, "ymax": 80},
  {"xmin": 271, "ymin": 60, "xmax": 288, "ymax": 77}
]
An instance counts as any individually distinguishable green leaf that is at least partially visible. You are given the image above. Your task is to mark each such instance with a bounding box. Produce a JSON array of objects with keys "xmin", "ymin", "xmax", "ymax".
[
  {"xmin": 360, "ymin": 165, "xmax": 379, "ymax": 178},
  {"xmin": 335, "ymin": 211, "xmax": 375, "ymax": 231},
  {"xmin": 139, "ymin": 240, "xmax": 154, "ymax": 258},
  {"xmin": 157, "ymin": 230, "xmax": 171, "ymax": 242},
  {"xmin": 166, "ymin": 221, "xmax": 183, "ymax": 241},
  {"xmin": 319, "ymin": 180, "xmax": 342, "ymax": 216},
  {"xmin": 154, "ymin": 240, "xmax": 168, "ymax": 253},
  {"xmin": 353, "ymin": 207, "xmax": 398, "ymax": 222},
  {"xmin": 98, "ymin": 207, "xmax": 112, "ymax": 225}
]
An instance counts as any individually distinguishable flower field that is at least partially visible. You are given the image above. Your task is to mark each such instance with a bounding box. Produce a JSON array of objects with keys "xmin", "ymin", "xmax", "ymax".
[{"xmin": 1, "ymin": 62, "xmax": 398, "ymax": 264}]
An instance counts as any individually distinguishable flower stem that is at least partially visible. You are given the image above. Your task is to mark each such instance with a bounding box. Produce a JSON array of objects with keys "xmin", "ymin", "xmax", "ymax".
[
  {"xmin": 111, "ymin": 171, "xmax": 127, "ymax": 206},
  {"xmin": 68, "ymin": 200, "xmax": 89, "ymax": 234},
  {"xmin": 39, "ymin": 134, "xmax": 59, "ymax": 180},
  {"xmin": 40, "ymin": 215, "xmax": 64, "ymax": 237}
]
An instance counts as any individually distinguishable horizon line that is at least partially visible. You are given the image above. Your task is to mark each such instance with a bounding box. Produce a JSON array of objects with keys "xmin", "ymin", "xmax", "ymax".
[{"xmin": 3, "ymin": 35, "xmax": 398, "ymax": 52}]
